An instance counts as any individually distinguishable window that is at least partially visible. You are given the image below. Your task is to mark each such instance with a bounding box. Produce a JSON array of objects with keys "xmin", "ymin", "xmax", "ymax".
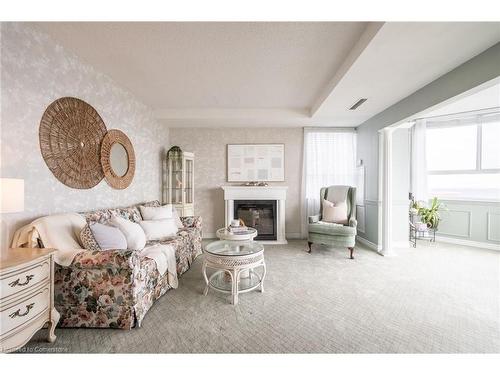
[
  {"xmin": 481, "ymin": 117, "xmax": 500, "ymax": 169},
  {"xmin": 426, "ymin": 126, "xmax": 477, "ymax": 171},
  {"xmin": 303, "ymin": 129, "xmax": 359, "ymax": 217},
  {"xmin": 426, "ymin": 112, "xmax": 500, "ymax": 201}
]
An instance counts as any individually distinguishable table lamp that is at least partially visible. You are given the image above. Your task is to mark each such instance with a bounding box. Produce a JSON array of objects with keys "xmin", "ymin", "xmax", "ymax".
[{"xmin": 0, "ymin": 178, "xmax": 24, "ymax": 213}]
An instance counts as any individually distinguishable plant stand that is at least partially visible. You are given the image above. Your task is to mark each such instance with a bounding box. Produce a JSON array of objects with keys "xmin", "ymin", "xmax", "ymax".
[{"xmin": 409, "ymin": 223, "xmax": 436, "ymax": 248}]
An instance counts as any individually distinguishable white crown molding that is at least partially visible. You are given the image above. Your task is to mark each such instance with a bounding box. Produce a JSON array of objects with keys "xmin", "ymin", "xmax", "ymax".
[
  {"xmin": 154, "ymin": 107, "xmax": 362, "ymax": 128},
  {"xmin": 154, "ymin": 107, "xmax": 356, "ymax": 128}
]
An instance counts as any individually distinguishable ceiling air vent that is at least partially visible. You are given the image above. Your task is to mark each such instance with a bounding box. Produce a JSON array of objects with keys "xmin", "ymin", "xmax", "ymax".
[{"xmin": 349, "ymin": 98, "xmax": 367, "ymax": 110}]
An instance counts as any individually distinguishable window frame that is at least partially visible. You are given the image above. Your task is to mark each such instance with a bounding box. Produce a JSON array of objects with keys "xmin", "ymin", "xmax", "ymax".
[
  {"xmin": 425, "ymin": 109, "xmax": 500, "ymax": 201},
  {"xmin": 426, "ymin": 112, "xmax": 500, "ymax": 176}
]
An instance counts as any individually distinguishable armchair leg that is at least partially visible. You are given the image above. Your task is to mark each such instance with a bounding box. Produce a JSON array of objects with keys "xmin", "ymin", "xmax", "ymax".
[
  {"xmin": 307, "ymin": 242, "xmax": 312, "ymax": 253},
  {"xmin": 348, "ymin": 247, "xmax": 354, "ymax": 259}
]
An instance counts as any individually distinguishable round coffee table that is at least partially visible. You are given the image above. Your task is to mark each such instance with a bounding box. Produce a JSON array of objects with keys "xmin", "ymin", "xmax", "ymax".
[
  {"xmin": 216, "ymin": 227, "xmax": 258, "ymax": 241},
  {"xmin": 202, "ymin": 240, "xmax": 266, "ymax": 305}
]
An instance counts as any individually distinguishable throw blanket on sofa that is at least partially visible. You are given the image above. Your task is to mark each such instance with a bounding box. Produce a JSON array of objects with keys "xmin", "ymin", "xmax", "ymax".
[
  {"xmin": 140, "ymin": 244, "xmax": 178, "ymax": 288},
  {"xmin": 11, "ymin": 213, "xmax": 86, "ymax": 266}
]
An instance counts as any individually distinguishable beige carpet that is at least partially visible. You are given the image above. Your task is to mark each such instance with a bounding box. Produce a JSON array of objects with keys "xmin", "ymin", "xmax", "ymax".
[{"xmin": 20, "ymin": 240, "xmax": 500, "ymax": 353}]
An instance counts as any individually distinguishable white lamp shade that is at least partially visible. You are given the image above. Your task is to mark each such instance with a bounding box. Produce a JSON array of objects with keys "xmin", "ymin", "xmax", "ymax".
[{"xmin": 0, "ymin": 178, "xmax": 25, "ymax": 213}]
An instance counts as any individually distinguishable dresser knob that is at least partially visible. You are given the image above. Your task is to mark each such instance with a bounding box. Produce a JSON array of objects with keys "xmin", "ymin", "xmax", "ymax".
[
  {"xmin": 9, "ymin": 303, "xmax": 35, "ymax": 318},
  {"xmin": 8, "ymin": 274, "xmax": 34, "ymax": 287}
]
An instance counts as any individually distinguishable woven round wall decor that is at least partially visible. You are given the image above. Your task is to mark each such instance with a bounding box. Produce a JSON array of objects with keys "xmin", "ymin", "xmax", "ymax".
[
  {"xmin": 39, "ymin": 97, "xmax": 107, "ymax": 189},
  {"xmin": 100, "ymin": 129, "xmax": 136, "ymax": 190}
]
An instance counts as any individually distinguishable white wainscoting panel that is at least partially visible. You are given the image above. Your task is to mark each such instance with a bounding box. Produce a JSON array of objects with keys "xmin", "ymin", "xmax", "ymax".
[
  {"xmin": 487, "ymin": 212, "xmax": 500, "ymax": 242},
  {"xmin": 356, "ymin": 205, "xmax": 366, "ymax": 234},
  {"xmin": 438, "ymin": 209, "xmax": 472, "ymax": 238}
]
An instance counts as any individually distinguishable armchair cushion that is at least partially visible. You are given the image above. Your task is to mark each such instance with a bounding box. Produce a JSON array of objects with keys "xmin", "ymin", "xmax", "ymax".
[{"xmin": 308, "ymin": 222, "xmax": 356, "ymax": 236}]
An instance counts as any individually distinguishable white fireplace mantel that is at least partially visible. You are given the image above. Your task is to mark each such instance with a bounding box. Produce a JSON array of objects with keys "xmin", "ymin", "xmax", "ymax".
[{"xmin": 221, "ymin": 185, "xmax": 288, "ymax": 244}]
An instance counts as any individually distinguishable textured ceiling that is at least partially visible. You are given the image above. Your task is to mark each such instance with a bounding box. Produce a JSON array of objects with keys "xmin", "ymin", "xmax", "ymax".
[
  {"xmin": 33, "ymin": 22, "xmax": 367, "ymax": 109},
  {"xmin": 30, "ymin": 22, "xmax": 500, "ymax": 128}
]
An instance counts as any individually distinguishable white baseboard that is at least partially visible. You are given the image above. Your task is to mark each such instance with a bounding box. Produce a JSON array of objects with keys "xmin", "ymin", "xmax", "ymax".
[
  {"xmin": 435, "ymin": 235, "xmax": 500, "ymax": 251},
  {"xmin": 356, "ymin": 236, "xmax": 382, "ymax": 251},
  {"xmin": 286, "ymin": 232, "xmax": 302, "ymax": 239}
]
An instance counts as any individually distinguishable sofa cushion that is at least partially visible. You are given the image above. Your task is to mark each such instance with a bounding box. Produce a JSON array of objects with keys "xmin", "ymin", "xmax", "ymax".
[
  {"xmin": 308, "ymin": 222, "xmax": 356, "ymax": 236},
  {"xmin": 139, "ymin": 204, "xmax": 173, "ymax": 220},
  {"xmin": 110, "ymin": 216, "xmax": 146, "ymax": 250},
  {"xmin": 139, "ymin": 219, "xmax": 178, "ymax": 240},
  {"xmin": 82, "ymin": 206, "xmax": 142, "ymax": 224},
  {"xmin": 87, "ymin": 222, "xmax": 127, "ymax": 250},
  {"xmin": 110, "ymin": 207, "xmax": 142, "ymax": 223},
  {"xmin": 79, "ymin": 224, "xmax": 101, "ymax": 251}
]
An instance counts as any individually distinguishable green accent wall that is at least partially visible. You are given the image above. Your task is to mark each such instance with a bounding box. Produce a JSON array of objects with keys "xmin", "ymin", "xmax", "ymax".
[
  {"xmin": 438, "ymin": 200, "xmax": 500, "ymax": 245},
  {"xmin": 356, "ymin": 42, "xmax": 500, "ymax": 247}
]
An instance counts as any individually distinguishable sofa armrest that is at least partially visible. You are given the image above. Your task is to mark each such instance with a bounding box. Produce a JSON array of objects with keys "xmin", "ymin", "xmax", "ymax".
[
  {"xmin": 71, "ymin": 248, "xmax": 140, "ymax": 270},
  {"xmin": 180, "ymin": 216, "xmax": 202, "ymax": 229},
  {"xmin": 308, "ymin": 215, "xmax": 320, "ymax": 224},
  {"xmin": 349, "ymin": 218, "xmax": 358, "ymax": 228}
]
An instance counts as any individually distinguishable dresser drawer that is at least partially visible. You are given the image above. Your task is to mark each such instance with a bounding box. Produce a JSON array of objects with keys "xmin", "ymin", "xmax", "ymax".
[
  {"xmin": 1, "ymin": 286, "xmax": 50, "ymax": 338},
  {"xmin": 1, "ymin": 258, "xmax": 50, "ymax": 300}
]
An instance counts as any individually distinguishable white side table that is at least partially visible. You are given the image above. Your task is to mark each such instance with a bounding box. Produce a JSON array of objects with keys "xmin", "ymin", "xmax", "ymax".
[
  {"xmin": 202, "ymin": 240, "xmax": 265, "ymax": 305},
  {"xmin": 0, "ymin": 248, "xmax": 60, "ymax": 353}
]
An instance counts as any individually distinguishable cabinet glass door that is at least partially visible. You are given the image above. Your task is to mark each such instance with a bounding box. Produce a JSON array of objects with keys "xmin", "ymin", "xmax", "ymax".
[
  {"xmin": 172, "ymin": 158, "xmax": 183, "ymax": 204},
  {"xmin": 185, "ymin": 158, "xmax": 193, "ymax": 204}
]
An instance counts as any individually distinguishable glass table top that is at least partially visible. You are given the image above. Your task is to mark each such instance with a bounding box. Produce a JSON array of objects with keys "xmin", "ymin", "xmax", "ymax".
[{"xmin": 204, "ymin": 240, "xmax": 264, "ymax": 256}]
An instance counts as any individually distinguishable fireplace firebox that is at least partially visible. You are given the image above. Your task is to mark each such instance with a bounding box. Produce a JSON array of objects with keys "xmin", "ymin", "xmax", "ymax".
[{"xmin": 233, "ymin": 200, "xmax": 277, "ymax": 241}]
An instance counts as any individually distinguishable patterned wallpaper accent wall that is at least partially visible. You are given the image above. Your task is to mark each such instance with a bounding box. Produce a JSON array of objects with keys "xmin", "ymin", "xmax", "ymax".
[
  {"xmin": 169, "ymin": 127, "xmax": 304, "ymax": 238},
  {"xmin": 0, "ymin": 23, "xmax": 169, "ymax": 248}
]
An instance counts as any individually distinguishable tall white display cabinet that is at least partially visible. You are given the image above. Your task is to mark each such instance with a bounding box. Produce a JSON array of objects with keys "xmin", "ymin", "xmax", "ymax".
[{"xmin": 163, "ymin": 146, "xmax": 195, "ymax": 216}]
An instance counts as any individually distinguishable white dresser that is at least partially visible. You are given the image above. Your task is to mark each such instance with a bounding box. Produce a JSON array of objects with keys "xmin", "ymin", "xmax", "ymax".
[{"xmin": 0, "ymin": 248, "xmax": 60, "ymax": 353}]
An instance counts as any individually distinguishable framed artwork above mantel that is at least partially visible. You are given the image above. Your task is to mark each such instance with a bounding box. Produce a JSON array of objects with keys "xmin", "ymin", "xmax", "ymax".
[{"xmin": 227, "ymin": 144, "xmax": 285, "ymax": 182}]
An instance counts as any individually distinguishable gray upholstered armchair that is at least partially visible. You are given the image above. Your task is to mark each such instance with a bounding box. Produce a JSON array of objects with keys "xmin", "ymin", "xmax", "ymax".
[{"xmin": 307, "ymin": 185, "xmax": 357, "ymax": 259}]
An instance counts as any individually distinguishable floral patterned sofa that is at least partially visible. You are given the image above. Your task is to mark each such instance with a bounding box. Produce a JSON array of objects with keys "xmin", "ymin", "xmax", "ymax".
[{"xmin": 50, "ymin": 200, "xmax": 202, "ymax": 329}]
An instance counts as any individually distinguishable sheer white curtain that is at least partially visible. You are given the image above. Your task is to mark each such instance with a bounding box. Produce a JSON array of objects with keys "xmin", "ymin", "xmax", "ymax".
[
  {"xmin": 410, "ymin": 119, "xmax": 428, "ymax": 203},
  {"xmin": 301, "ymin": 128, "xmax": 357, "ymax": 236}
]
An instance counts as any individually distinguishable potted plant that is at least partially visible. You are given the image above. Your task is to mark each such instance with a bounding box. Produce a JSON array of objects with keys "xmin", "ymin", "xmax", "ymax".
[{"xmin": 417, "ymin": 197, "xmax": 445, "ymax": 229}]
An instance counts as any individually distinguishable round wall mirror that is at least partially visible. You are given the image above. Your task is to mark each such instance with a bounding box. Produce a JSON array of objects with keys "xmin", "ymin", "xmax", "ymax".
[
  {"xmin": 100, "ymin": 129, "xmax": 135, "ymax": 189},
  {"xmin": 110, "ymin": 143, "xmax": 129, "ymax": 177}
]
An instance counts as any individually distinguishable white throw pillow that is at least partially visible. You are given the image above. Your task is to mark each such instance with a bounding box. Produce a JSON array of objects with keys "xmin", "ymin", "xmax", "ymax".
[
  {"xmin": 139, "ymin": 219, "xmax": 178, "ymax": 240},
  {"xmin": 85, "ymin": 222, "xmax": 127, "ymax": 250},
  {"xmin": 322, "ymin": 199, "xmax": 348, "ymax": 225},
  {"xmin": 139, "ymin": 204, "xmax": 173, "ymax": 220},
  {"xmin": 109, "ymin": 215, "xmax": 146, "ymax": 250}
]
